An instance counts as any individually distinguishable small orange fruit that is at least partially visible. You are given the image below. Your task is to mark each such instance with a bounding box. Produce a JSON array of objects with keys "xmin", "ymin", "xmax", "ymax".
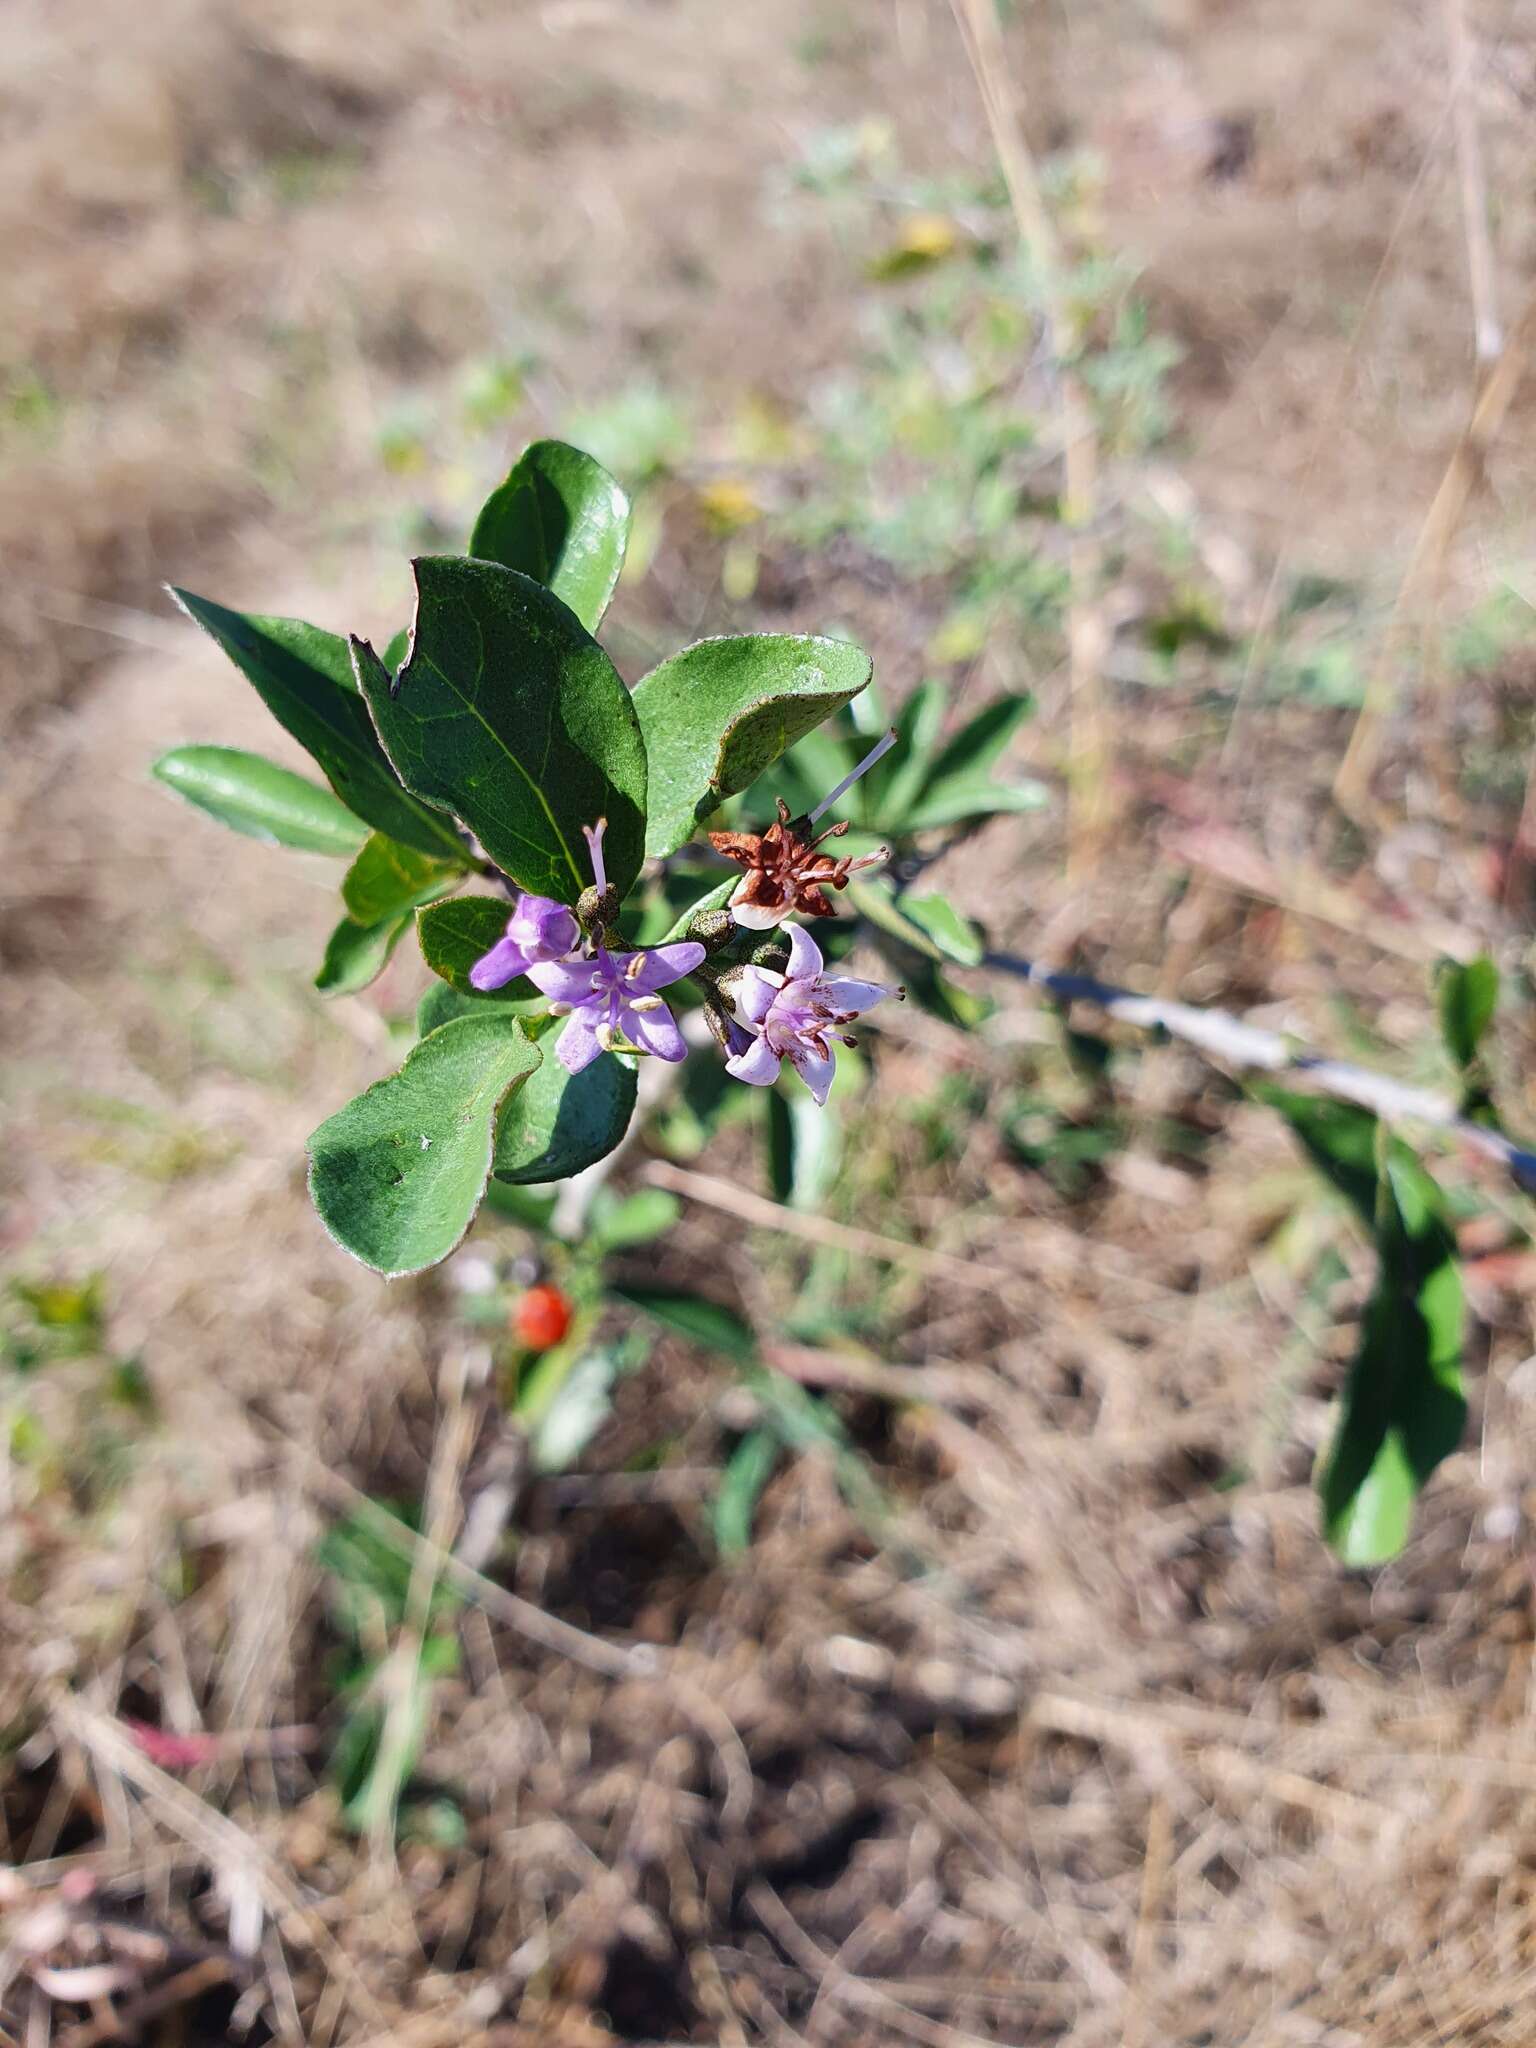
[{"xmin": 513, "ymin": 1284, "xmax": 572, "ymax": 1351}]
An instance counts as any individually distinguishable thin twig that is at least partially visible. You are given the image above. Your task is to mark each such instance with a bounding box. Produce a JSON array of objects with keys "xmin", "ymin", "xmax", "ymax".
[
  {"xmin": 1445, "ymin": 0, "xmax": 1500, "ymax": 365},
  {"xmin": 1335, "ymin": 286, "xmax": 1536, "ymax": 814},
  {"xmin": 949, "ymin": 0, "xmax": 1108, "ymax": 876},
  {"xmin": 983, "ymin": 947, "xmax": 1536, "ymax": 1186}
]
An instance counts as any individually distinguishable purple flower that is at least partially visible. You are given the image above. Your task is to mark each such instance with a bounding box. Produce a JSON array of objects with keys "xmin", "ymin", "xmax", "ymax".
[
  {"xmin": 723, "ymin": 923, "xmax": 897, "ymax": 1106},
  {"xmin": 528, "ymin": 941, "xmax": 706, "ymax": 1074},
  {"xmin": 470, "ymin": 893, "xmax": 581, "ymax": 992}
]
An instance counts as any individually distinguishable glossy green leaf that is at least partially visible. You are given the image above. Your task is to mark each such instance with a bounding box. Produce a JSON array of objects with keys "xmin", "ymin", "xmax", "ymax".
[
  {"xmin": 417, "ymin": 980, "xmax": 544, "ymax": 1038},
  {"xmin": 492, "ymin": 1044, "xmax": 637, "ymax": 1184},
  {"xmin": 845, "ymin": 875, "xmax": 980, "ymax": 965},
  {"xmin": 1436, "ymin": 955, "xmax": 1499, "ymax": 1073},
  {"xmin": 632, "ymin": 634, "xmax": 872, "ymax": 859},
  {"xmin": 308, "ymin": 1014, "xmax": 541, "ymax": 1276},
  {"xmin": 610, "ymin": 1283, "xmax": 757, "ymax": 1363},
  {"xmin": 153, "ymin": 746, "xmax": 369, "ymax": 855},
  {"xmin": 417, "ymin": 895, "xmax": 536, "ymax": 1001},
  {"xmin": 713, "ymin": 1426, "xmax": 780, "ymax": 1557},
  {"xmin": 588, "ymin": 1187, "xmax": 681, "ymax": 1252},
  {"xmin": 764, "ymin": 1089, "xmax": 794, "ymax": 1203},
  {"xmin": 1319, "ymin": 1146, "xmax": 1466, "ymax": 1566},
  {"xmin": 469, "ymin": 440, "xmax": 630, "ymax": 634},
  {"xmin": 902, "ymin": 776, "xmax": 1049, "ymax": 833},
  {"xmin": 316, "ymin": 909, "xmax": 414, "ymax": 996},
  {"xmin": 170, "ymin": 591, "xmax": 466, "ymax": 859},
  {"xmin": 353, "ymin": 557, "xmax": 648, "ymax": 905}
]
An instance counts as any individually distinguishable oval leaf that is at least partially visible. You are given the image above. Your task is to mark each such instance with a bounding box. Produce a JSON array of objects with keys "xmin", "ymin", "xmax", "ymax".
[
  {"xmin": 493, "ymin": 1045, "xmax": 637, "ymax": 1184},
  {"xmin": 469, "ymin": 440, "xmax": 630, "ymax": 634},
  {"xmin": 171, "ymin": 591, "xmax": 466, "ymax": 860},
  {"xmin": 353, "ymin": 557, "xmax": 648, "ymax": 905},
  {"xmin": 308, "ymin": 1014, "xmax": 542, "ymax": 1276},
  {"xmin": 153, "ymin": 746, "xmax": 368, "ymax": 855},
  {"xmin": 632, "ymin": 634, "xmax": 872, "ymax": 859}
]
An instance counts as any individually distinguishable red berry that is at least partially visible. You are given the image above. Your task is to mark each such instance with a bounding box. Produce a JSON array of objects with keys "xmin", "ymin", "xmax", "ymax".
[{"xmin": 513, "ymin": 1284, "xmax": 572, "ymax": 1351}]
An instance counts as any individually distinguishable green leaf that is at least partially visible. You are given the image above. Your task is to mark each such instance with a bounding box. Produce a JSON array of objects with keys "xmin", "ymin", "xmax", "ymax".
[
  {"xmin": 170, "ymin": 591, "xmax": 466, "ymax": 860},
  {"xmin": 588, "ymin": 1188, "xmax": 681, "ymax": 1253},
  {"xmin": 920, "ymin": 693, "xmax": 1034, "ymax": 795},
  {"xmin": 902, "ymin": 892, "xmax": 984, "ymax": 966},
  {"xmin": 713, "ymin": 1426, "xmax": 780, "ymax": 1557},
  {"xmin": 1319, "ymin": 1144, "xmax": 1466, "ymax": 1565},
  {"xmin": 353, "ymin": 557, "xmax": 648, "ymax": 905},
  {"xmin": 342, "ymin": 834, "xmax": 466, "ymax": 925},
  {"xmin": 764, "ymin": 1089, "xmax": 794, "ymax": 1203},
  {"xmin": 527, "ymin": 1348, "xmax": 622, "ymax": 1474},
  {"xmin": 1436, "ymin": 955, "xmax": 1499, "ymax": 1073},
  {"xmin": 492, "ymin": 1043, "xmax": 637, "ymax": 1184},
  {"xmin": 846, "ymin": 875, "xmax": 980, "ymax": 965},
  {"xmin": 901, "ymin": 776, "xmax": 1049, "ymax": 833},
  {"xmin": 1250, "ymin": 1085, "xmax": 1380, "ymax": 1231},
  {"xmin": 315, "ymin": 909, "xmax": 414, "ymax": 997},
  {"xmin": 416, "ymin": 895, "xmax": 532, "ymax": 1000},
  {"xmin": 416, "ymin": 981, "xmax": 544, "ymax": 1039},
  {"xmin": 610, "ymin": 1283, "xmax": 757, "ymax": 1363},
  {"xmin": 862, "ymin": 679, "xmax": 944, "ymax": 827},
  {"xmin": 153, "ymin": 746, "xmax": 368, "ymax": 855},
  {"xmin": 308, "ymin": 1014, "xmax": 542, "ymax": 1275},
  {"xmin": 469, "ymin": 439, "xmax": 630, "ymax": 634},
  {"xmin": 632, "ymin": 634, "xmax": 872, "ymax": 859}
]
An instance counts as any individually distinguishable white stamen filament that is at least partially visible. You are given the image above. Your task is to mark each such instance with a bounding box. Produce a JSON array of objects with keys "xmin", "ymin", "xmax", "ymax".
[{"xmin": 807, "ymin": 728, "xmax": 897, "ymax": 826}]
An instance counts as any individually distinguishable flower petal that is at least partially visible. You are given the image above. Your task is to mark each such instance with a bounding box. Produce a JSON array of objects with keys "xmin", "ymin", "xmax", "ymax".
[
  {"xmin": 625, "ymin": 941, "xmax": 706, "ymax": 993},
  {"xmin": 729, "ymin": 875, "xmax": 792, "ymax": 929},
  {"xmin": 528, "ymin": 956, "xmax": 602, "ymax": 1004},
  {"xmin": 819, "ymin": 975, "xmax": 891, "ymax": 1017},
  {"xmin": 469, "ymin": 935, "xmax": 533, "ymax": 991},
  {"xmin": 786, "ymin": 1041, "xmax": 835, "ymax": 1106},
  {"xmin": 725, "ymin": 1033, "xmax": 783, "ymax": 1088},
  {"xmin": 731, "ymin": 966, "xmax": 780, "ymax": 1028},
  {"xmin": 555, "ymin": 1011, "xmax": 604, "ymax": 1074},
  {"xmin": 784, "ymin": 922, "xmax": 825, "ymax": 983},
  {"xmin": 623, "ymin": 1000, "xmax": 687, "ymax": 1062}
]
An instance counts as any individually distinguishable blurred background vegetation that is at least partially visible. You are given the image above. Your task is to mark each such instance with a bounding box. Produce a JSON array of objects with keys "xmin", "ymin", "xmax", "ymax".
[{"xmin": 7, "ymin": 1, "xmax": 1536, "ymax": 2043}]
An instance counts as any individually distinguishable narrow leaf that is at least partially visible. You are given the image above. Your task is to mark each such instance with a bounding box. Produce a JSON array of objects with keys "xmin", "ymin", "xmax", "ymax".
[
  {"xmin": 1251, "ymin": 1085, "xmax": 1379, "ymax": 1231},
  {"xmin": 469, "ymin": 440, "xmax": 630, "ymax": 634},
  {"xmin": 1436, "ymin": 954, "xmax": 1498, "ymax": 1074},
  {"xmin": 610, "ymin": 1283, "xmax": 757, "ymax": 1363},
  {"xmin": 862, "ymin": 678, "xmax": 944, "ymax": 827},
  {"xmin": 170, "ymin": 591, "xmax": 465, "ymax": 859},
  {"xmin": 901, "ymin": 777, "xmax": 1048, "ymax": 832},
  {"xmin": 316, "ymin": 909, "xmax": 414, "ymax": 997},
  {"xmin": 713, "ymin": 1426, "xmax": 780, "ymax": 1557},
  {"xmin": 153, "ymin": 746, "xmax": 368, "ymax": 855},
  {"xmin": 632, "ymin": 634, "xmax": 872, "ymax": 859},
  {"xmin": 588, "ymin": 1188, "xmax": 681, "ymax": 1252},
  {"xmin": 308, "ymin": 1014, "xmax": 541, "ymax": 1276},
  {"xmin": 1319, "ymin": 1144, "xmax": 1466, "ymax": 1565},
  {"xmin": 353, "ymin": 557, "xmax": 648, "ymax": 905},
  {"xmin": 919, "ymin": 693, "xmax": 1034, "ymax": 794},
  {"xmin": 846, "ymin": 875, "xmax": 980, "ymax": 966}
]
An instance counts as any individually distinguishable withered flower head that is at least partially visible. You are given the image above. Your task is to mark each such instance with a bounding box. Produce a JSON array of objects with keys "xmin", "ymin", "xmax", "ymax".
[{"xmin": 707, "ymin": 728, "xmax": 896, "ymax": 930}]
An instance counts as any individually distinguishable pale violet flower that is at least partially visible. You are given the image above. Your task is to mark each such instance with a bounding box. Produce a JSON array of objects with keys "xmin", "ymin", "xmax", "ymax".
[
  {"xmin": 723, "ymin": 923, "xmax": 897, "ymax": 1105},
  {"xmin": 470, "ymin": 893, "xmax": 580, "ymax": 991},
  {"xmin": 529, "ymin": 943, "xmax": 705, "ymax": 1073}
]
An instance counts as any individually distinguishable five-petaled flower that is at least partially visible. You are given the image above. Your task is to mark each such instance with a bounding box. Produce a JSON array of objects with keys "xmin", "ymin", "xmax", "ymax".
[
  {"xmin": 529, "ymin": 942, "xmax": 705, "ymax": 1072},
  {"xmin": 469, "ymin": 894, "xmax": 580, "ymax": 991},
  {"xmin": 723, "ymin": 923, "xmax": 897, "ymax": 1105}
]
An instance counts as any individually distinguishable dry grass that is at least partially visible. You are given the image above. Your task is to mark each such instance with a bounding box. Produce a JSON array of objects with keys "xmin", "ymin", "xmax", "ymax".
[{"xmin": 7, "ymin": 1, "xmax": 1536, "ymax": 2043}]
